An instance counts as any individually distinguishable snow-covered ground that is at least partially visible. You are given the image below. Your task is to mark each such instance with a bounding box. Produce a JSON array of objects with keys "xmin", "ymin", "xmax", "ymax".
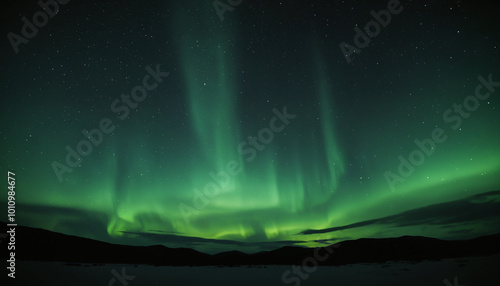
[{"xmin": 7, "ymin": 254, "xmax": 499, "ymax": 286}]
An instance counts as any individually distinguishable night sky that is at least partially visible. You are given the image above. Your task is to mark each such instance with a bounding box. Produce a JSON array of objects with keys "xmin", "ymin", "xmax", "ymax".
[{"xmin": 1, "ymin": 0, "xmax": 499, "ymax": 254}]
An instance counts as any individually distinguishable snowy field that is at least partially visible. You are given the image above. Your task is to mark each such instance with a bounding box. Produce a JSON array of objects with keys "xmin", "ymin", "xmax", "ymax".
[{"xmin": 7, "ymin": 254, "xmax": 499, "ymax": 286}]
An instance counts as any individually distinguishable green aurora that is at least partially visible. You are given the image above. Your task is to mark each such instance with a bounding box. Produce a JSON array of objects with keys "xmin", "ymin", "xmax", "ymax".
[{"xmin": 1, "ymin": 0, "xmax": 499, "ymax": 254}]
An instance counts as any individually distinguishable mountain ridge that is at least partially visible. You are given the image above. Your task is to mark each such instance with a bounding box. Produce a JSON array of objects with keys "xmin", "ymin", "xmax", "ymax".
[{"xmin": 2, "ymin": 223, "xmax": 499, "ymax": 266}]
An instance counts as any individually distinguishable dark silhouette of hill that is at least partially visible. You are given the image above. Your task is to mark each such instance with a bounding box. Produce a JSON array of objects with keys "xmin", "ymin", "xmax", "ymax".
[{"xmin": 1, "ymin": 223, "xmax": 499, "ymax": 266}]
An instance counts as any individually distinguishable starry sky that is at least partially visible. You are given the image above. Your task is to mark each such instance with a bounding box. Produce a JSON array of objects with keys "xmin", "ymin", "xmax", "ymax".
[{"xmin": 1, "ymin": 0, "xmax": 499, "ymax": 254}]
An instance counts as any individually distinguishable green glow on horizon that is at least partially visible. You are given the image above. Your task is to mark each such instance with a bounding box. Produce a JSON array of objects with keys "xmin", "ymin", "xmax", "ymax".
[{"xmin": 1, "ymin": 0, "xmax": 499, "ymax": 254}]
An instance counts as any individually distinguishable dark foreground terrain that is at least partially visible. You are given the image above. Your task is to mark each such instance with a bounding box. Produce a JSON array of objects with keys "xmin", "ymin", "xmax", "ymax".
[{"xmin": 1, "ymin": 223, "xmax": 499, "ymax": 285}]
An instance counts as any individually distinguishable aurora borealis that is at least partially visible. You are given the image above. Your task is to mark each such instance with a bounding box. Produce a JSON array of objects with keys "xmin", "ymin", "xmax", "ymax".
[{"xmin": 1, "ymin": 0, "xmax": 500, "ymax": 254}]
